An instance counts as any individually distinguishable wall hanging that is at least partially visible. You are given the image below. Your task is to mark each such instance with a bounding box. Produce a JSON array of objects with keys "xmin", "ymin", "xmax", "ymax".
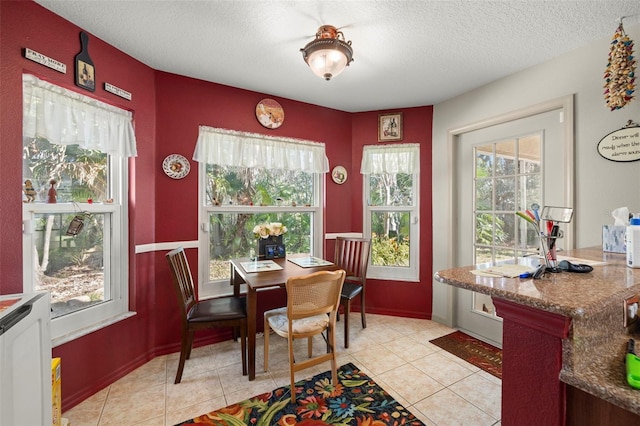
[
  {"xmin": 378, "ymin": 112, "xmax": 403, "ymax": 142},
  {"xmin": 597, "ymin": 120, "xmax": 640, "ymax": 162},
  {"xmin": 331, "ymin": 166, "xmax": 347, "ymax": 184},
  {"xmin": 23, "ymin": 48, "xmax": 66, "ymax": 74},
  {"xmin": 604, "ymin": 20, "xmax": 636, "ymax": 110},
  {"xmin": 74, "ymin": 31, "xmax": 95, "ymax": 92},
  {"xmin": 162, "ymin": 154, "xmax": 190, "ymax": 179},
  {"xmin": 255, "ymin": 98, "xmax": 284, "ymax": 129}
]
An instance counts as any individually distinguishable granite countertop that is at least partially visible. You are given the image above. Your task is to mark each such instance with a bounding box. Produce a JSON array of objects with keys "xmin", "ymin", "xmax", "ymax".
[{"xmin": 434, "ymin": 246, "xmax": 640, "ymax": 415}]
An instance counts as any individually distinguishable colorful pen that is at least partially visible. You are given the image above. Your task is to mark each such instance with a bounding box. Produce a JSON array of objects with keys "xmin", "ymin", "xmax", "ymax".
[
  {"xmin": 516, "ymin": 211, "xmax": 536, "ymax": 226},
  {"xmin": 525, "ymin": 210, "xmax": 537, "ymax": 222}
]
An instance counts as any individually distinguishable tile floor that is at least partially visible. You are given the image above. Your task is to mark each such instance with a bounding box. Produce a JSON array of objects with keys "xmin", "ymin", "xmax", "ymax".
[{"xmin": 62, "ymin": 314, "xmax": 502, "ymax": 425}]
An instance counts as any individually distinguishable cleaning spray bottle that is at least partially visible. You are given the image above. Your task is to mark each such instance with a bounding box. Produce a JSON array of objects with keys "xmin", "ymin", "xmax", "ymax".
[{"xmin": 626, "ymin": 215, "xmax": 640, "ymax": 268}]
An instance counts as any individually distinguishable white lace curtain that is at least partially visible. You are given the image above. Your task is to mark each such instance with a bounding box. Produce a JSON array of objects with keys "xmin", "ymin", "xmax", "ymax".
[
  {"xmin": 360, "ymin": 143, "xmax": 420, "ymax": 174},
  {"xmin": 193, "ymin": 126, "xmax": 329, "ymax": 173},
  {"xmin": 22, "ymin": 74, "xmax": 137, "ymax": 157}
]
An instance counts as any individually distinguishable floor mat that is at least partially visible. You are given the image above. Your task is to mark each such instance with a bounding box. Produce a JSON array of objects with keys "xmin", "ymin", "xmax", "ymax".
[{"xmin": 430, "ymin": 330, "xmax": 502, "ymax": 379}]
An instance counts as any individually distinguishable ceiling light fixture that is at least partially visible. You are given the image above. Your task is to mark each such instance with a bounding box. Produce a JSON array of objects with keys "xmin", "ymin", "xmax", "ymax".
[{"xmin": 300, "ymin": 25, "xmax": 354, "ymax": 81}]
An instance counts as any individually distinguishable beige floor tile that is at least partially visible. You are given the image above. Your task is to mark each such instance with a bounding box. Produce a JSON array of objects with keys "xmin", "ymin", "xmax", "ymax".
[
  {"xmin": 61, "ymin": 387, "xmax": 108, "ymax": 426},
  {"xmin": 383, "ymin": 335, "xmax": 439, "ymax": 361},
  {"xmin": 110, "ymin": 356, "xmax": 168, "ymax": 394},
  {"xmin": 372, "ymin": 375, "xmax": 411, "ymax": 408},
  {"xmin": 350, "ymin": 345, "xmax": 407, "ymax": 375},
  {"xmin": 415, "ymin": 324, "xmax": 458, "ymax": 343},
  {"xmin": 62, "ymin": 317, "xmax": 502, "ymax": 425},
  {"xmin": 132, "ymin": 414, "xmax": 165, "ymax": 426},
  {"xmin": 413, "ymin": 388, "xmax": 497, "ymax": 426},
  {"xmin": 477, "ymin": 369, "xmax": 502, "ymax": 386},
  {"xmin": 209, "ymin": 338, "xmax": 246, "ymax": 369},
  {"xmin": 411, "ymin": 351, "xmax": 476, "ymax": 386},
  {"xmin": 223, "ymin": 378, "xmax": 280, "ymax": 406},
  {"xmin": 437, "ymin": 347, "xmax": 482, "ymax": 373},
  {"xmin": 98, "ymin": 383, "xmax": 166, "ymax": 425},
  {"xmin": 165, "ymin": 396, "xmax": 227, "ymax": 426},
  {"xmin": 377, "ymin": 363, "xmax": 445, "ymax": 405},
  {"xmin": 165, "ymin": 369, "xmax": 224, "ymax": 412},
  {"xmin": 448, "ymin": 372, "xmax": 502, "ymax": 420},
  {"xmin": 166, "ymin": 348, "xmax": 219, "ymax": 383},
  {"xmin": 408, "ymin": 406, "xmax": 438, "ymax": 426}
]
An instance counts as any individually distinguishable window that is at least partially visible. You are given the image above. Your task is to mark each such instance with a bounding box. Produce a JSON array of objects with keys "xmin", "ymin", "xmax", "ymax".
[
  {"xmin": 21, "ymin": 74, "xmax": 136, "ymax": 344},
  {"xmin": 473, "ymin": 135, "xmax": 542, "ymax": 264},
  {"xmin": 472, "ymin": 134, "xmax": 541, "ymax": 316},
  {"xmin": 194, "ymin": 126, "xmax": 327, "ymax": 298},
  {"xmin": 362, "ymin": 144, "xmax": 420, "ymax": 281}
]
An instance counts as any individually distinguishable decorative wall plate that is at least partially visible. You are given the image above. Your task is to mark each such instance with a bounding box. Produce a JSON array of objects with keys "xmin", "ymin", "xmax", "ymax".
[
  {"xmin": 256, "ymin": 98, "xmax": 285, "ymax": 129},
  {"xmin": 331, "ymin": 165, "xmax": 347, "ymax": 184},
  {"xmin": 162, "ymin": 154, "xmax": 190, "ymax": 179}
]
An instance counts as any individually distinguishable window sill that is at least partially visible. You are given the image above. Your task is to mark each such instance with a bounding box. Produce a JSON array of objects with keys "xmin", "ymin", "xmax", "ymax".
[{"xmin": 52, "ymin": 311, "xmax": 136, "ymax": 348}]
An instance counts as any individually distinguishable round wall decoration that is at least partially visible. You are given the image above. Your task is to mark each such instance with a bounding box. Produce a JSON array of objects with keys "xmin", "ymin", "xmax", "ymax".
[
  {"xmin": 256, "ymin": 98, "xmax": 285, "ymax": 129},
  {"xmin": 331, "ymin": 166, "xmax": 347, "ymax": 184},
  {"xmin": 162, "ymin": 154, "xmax": 190, "ymax": 179}
]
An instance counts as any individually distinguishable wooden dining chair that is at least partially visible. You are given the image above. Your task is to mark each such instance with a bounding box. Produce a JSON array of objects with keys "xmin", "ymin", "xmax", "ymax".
[
  {"xmin": 166, "ymin": 247, "xmax": 247, "ymax": 384},
  {"xmin": 263, "ymin": 269, "xmax": 346, "ymax": 402},
  {"xmin": 334, "ymin": 237, "xmax": 371, "ymax": 348}
]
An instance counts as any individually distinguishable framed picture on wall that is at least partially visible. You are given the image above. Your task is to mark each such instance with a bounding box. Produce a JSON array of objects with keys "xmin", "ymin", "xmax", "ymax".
[
  {"xmin": 74, "ymin": 32, "xmax": 95, "ymax": 92},
  {"xmin": 378, "ymin": 112, "xmax": 403, "ymax": 142}
]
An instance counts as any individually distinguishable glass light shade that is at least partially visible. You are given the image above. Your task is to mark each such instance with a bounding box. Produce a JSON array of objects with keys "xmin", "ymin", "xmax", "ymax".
[
  {"xmin": 301, "ymin": 26, "xmax": 353, "ymax": 81},
  {"xmin": 306, "ymin": 43, "xmax": 350, "ymax": 80}
]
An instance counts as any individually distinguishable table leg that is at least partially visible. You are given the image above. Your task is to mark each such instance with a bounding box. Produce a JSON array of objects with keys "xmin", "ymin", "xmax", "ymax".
[
  {"xmin": 247, "ymin": 287, "xmax": 257, "ymax": 380},
  {"xmin": 231, "ymin": 263, "xmax": 256, "ymax": 380}
]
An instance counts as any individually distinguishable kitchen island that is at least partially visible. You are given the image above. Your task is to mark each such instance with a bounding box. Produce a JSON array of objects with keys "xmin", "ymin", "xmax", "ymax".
[{"xmin": 434, "ymin": 247, "xmax": 640, "ymax": 425}]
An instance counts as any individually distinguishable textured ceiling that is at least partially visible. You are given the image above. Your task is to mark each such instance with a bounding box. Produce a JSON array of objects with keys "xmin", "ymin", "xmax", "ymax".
[{"xmin": 34, "ymin": 0, "xmax": 640, "ymax": 112}]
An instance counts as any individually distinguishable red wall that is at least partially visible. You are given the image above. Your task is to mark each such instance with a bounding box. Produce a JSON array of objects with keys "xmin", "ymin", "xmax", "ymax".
[
  {"xmin": 0, "ymin": 0, "xmax": 433, "ymax": 411},
  {"xmin": 150, "ymin": 72, "xmax": 355, "ymax": 352},
  {"xmin": 1, "ymin": 0, "xmax": 158, "ymax": 410},
  {"xmin": 351, "ymin": 109, "xmax": 434, "ymax": 318}
]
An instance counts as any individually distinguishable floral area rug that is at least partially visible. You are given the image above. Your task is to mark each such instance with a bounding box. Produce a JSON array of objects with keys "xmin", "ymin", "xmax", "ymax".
[
  {"xmin": 175, "ymin": 362, "xmax": 424, "ymax": 425},
  {"xmin": 429, "ymin": 331, "xmax": 502, "ymax": 379}
]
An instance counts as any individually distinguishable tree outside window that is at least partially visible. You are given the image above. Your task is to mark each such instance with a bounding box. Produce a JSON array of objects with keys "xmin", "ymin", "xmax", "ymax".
[
  {"xmin": 23, "ymin": 138, "xmax": 109, "ymax": 319},
  {"xmin": 362, "ymin": 144, "xmax": 420, "ymax": 281},
  {"xmin": 195, "ymin": 128, "xmax": 327, "ymax": 299}
]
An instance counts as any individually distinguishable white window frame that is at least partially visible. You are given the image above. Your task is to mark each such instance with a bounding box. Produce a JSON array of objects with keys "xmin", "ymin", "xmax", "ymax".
[
  {"xmin": 193, "ymin": 126, "xmax": 329, "ymax": 299},
  {"xmin": 362, "ymin": 144, "xmax": 420, "ymax": 281},
  {"xmin": 22, "ymin": 157, "xmax": 131, "ymax": 346},
  {"xmin": 198, "ymin": 171, "xmax": 324, "ymax": 299},
  {"xmin": 21, "ymin": 74, "xmax": 135, "ymax": 346}
]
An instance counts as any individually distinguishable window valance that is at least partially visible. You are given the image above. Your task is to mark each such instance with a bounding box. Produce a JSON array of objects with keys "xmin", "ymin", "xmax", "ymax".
[
  {"xmin": 193, "ymin": 126, "xmax": 329, "ymax": 173},
  {"xmin": 360, "ymin": 143, "xmax": 420, "ymax": 174},
  {"xmin": 22, "ymin": 74, "xmax": 137, "ymax": 157}
]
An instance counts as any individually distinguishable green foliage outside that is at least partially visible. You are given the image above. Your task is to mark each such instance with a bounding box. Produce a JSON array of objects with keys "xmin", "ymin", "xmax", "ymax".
[
  {"xmin": 24, "ymin": 137, "xmax": 107, "ymax": 202},
  {"xmin": 24, "ymin": 138, "xmax": 107, "ymax": 275},
  {"xmin": 206, "ymin": 165, "xmax": 315, "ymax": 280},
  {"xmin": 473, "ymin": 143, "xmax": 542, "ymax": 264},
  {"xmin": 24, "ymin": 138, "xmax": 108, "ymax": 315},
  {"xmin": 370, "ymin": 233, "xmax": 410, "ymax": 266},
  {"xmin": 206, "ymin": 165, "xmax": 314, "ymax": 259},
  {"xmin": 367, "ymin": 172, "xmax": 413, "ymax": 267}
]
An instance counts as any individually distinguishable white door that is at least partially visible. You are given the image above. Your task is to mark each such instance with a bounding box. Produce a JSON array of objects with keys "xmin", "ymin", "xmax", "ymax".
[{"xmin": 452, "ymin": 101, "xmax": 573, "ymax": 346}]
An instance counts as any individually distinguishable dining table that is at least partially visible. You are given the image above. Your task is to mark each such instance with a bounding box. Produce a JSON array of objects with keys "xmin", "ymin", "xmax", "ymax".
[{"xmin": 229, "ymin": 253, "xmax": 340, "ymax": 380}]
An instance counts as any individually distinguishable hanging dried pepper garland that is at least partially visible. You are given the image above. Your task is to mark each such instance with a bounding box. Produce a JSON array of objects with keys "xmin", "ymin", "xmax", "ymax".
[{"xmin": 604, "ymin": 22, "xmax": 636, "ymax": 111}]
